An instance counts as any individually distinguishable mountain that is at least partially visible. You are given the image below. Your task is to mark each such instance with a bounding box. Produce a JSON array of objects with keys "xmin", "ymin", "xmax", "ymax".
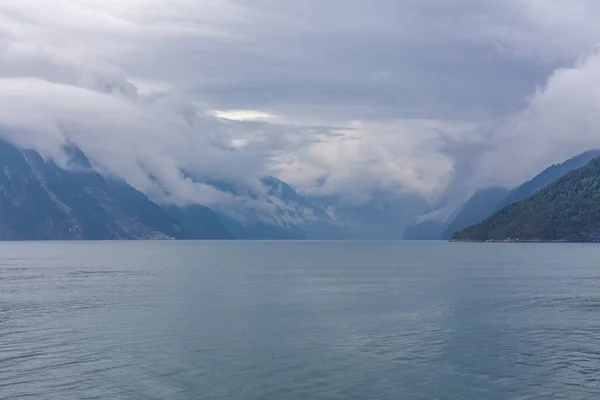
[
  {"xmin": 431, "ymin": 150, "xmax": 600, "ymax": 240},
  {"xmin": 0, "ymin": 138, "xmax": 190, "ymax": 240},
  {"xmin": 218, "ymin": 213, "xmax": 306, "ymax": 240},
  {"xmin": 209, "ymin": 177, "xmax": 427, "ymax": 240},
  {"xmin": 10, "ymin": 139, "xmax": 596, "ymax": 241},
  {"xmin": 496, "ymin": 150, "xmax": 600, "ymax": 210},
  {"xmin": 317, "ymin": 193, "xmax": 429, "ymax": 240},
  {"xmin": 402, "ymin": 196, "xmax": 466, "ymax": 240},
  {"xmin": 164, "ymin": 204, "xmax": 231, "ymax": 240},
  {"xmin": 190, "ymin": 174, "xmax": 432, "ymax": 240},
  {"xmin": 187, "ymin": 177, "xmax": 331, "ymax": 240},
  {"xmin": 441, "ymin": 187, "xmax": 510, "ymax": 239},
  {"xmin": 453, "ymin": 156, "xmax": 600, "ymax": 242},
  {"xmin": 260, "ymin": 177, "xmax": 332, "ymax": 225},
  {"xmin": 402, "ymin": 220, "xmax": 447, "ymax": 240}
]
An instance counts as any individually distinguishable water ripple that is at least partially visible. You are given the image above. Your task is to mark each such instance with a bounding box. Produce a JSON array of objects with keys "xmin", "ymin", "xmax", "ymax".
[{"xmin": 2, "ymin": 241, "xmax": 600, "ymax": 399}]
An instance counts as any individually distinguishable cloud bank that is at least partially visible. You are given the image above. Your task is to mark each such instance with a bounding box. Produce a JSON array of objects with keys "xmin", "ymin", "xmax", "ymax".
[{"xmin": 1, "ymin": 0, "xmax": 600, "ymax": 217}]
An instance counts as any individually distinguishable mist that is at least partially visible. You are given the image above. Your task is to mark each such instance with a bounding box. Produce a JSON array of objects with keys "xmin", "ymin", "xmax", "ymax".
[{"xmin": 2, "ymin": 0, "xmax": 600, "ymax": 220}]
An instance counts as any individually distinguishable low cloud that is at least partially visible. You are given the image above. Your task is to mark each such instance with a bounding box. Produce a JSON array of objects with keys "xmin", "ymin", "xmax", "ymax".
[
  {"xmin": 1, "ymin": 0, "xmax": 600, "ymax": 219},
  {"xmin": 472, "ymin": 50, "xmax": 600, "ymax": 189}
]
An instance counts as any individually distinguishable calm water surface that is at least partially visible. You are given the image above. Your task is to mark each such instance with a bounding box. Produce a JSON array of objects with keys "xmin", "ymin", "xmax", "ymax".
[{"xmin": 2, "ymin": 241, "xmax": 600, "ymax": 399}]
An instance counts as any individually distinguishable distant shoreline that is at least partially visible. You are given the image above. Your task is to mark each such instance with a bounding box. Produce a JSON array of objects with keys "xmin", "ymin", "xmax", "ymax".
[{"xmin": 450, "ymin": 239, "xmax": 573, "ymax": 243}]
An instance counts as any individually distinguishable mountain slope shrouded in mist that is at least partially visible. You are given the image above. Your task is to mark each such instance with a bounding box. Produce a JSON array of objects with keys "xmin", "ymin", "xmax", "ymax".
[
  {"xmin": 163, "ymin": 204, "xmax": 232, "ymax": 240},
  {"xmin": 441, "ymin": 187, "xmax": 510, "ymax": 240},
  {"xmin": 405, "ymin": 150, "xmax": 600, "ymax": 241},
  {"xmin": 0, "ymin": 137, "xmax": 422, "ymax": 240},
  {"xmin": 403, "ymin": 220, "xmax": 447, "ymax": 240},
  {"xmin": 4, "ymin": 135, "xmax": 600, "ymax": 241},
  {"xmin": 453, "ymin": 157, "xmax": 600, "ymax": 242},
  {"xmin": 0, "ymin": 138, "xmax": 211, "ymax": 240},
  {"xmin": 202, "ymin": 177, "xmax": 329, "ymax": 240},
  {"xmin": 496, "ymin": 150, "xmax": 600, "ymax": 210},
  {"xmin": 446, "ymin": 150, "xmax": 600, "ymax": 240}
]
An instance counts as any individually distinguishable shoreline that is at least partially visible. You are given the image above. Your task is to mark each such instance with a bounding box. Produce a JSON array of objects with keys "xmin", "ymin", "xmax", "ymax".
[{"xmin": 450, "ymin": 239, "xmax": 573, "ymax": 243}]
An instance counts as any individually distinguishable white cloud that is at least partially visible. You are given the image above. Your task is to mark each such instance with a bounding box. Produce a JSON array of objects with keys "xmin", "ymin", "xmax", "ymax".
[
  {"xmin": 472, "ymin": 50, "xmax": 600, "ymax": 189},
  {"xmin": 1, "ymin": 0, "xmax": 600, "ymax": 223},
  {"xmin": 275, "ymin": 119, "xmax": 482, "ymax": 203},
  {"xmin": 211, "ymin": 109, "xmax": 274, "ymax": 122}
]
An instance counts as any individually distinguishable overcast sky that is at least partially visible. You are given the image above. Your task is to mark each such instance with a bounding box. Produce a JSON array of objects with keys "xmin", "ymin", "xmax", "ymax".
[{"xmin": 1, "ymin": 0, "xmax": 600, "ymax": 207}]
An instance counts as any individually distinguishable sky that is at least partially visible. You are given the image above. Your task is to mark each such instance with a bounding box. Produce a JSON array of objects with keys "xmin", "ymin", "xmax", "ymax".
[{"xmin": 2, "ymin": 0, "xmax": 600, "ymax": 213}]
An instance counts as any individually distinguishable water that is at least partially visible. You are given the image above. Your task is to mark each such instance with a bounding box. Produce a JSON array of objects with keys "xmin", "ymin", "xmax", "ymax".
[{"xmin": 2, "ymin": 241, "xmax": 600, "ymax": 399}]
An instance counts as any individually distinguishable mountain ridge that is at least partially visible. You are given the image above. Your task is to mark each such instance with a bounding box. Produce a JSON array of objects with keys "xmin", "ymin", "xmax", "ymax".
[
  {"xmin": 441, "ymin": 187, "xmax": 510, "ymax": 240},
  {"xmin": 497, "ymin": 150, "xmax": 600, "ymax": 210},
  {"xmin": 0, "ymin": 138, "xmax": 190, "ymax": 240},
  {"xmin": 409, "ymin": 150, "xmax": 600, "ymax": 241},
  {"xmin": 2, "ymin": 137, "xmax": 600, "ymax": 241},
  {"xmin": 453, "ymin": 156, "xmax": 600, "ymax": 242}
]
